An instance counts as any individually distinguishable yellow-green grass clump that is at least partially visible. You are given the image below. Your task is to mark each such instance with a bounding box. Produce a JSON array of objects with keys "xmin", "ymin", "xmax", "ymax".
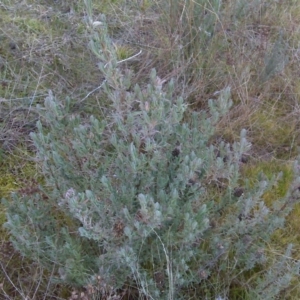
[
  {"xmin": 0, "ymin": 151, "xmax": 38, "ymax": 297},
  {"xmin": 242, "ymin": 161, "xmax": 300, "ymax": 296},
  {"xmin": 0, "ymin": 150, "xmax": 38, "ymax": 238},
  {"xmin": 242, "ymin": 160, "xmax": 294, "ymax": 205}
]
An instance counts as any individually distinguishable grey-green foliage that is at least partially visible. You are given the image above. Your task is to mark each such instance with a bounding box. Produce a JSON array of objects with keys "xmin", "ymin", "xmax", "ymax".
[
  {"xmin": 233, "ymin": 0, "xmax": 266, "ymax": 20},
  {"xmin": 261, "ymin": 32, "xmax": 289, "ymax": 82},
  {"xmin": 3, "ymin": 8, "xmax": 300, "ymax": 300},
  {"xmin": 166, "ymin": 0, "xmax": 222, "ymax": 53}
]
